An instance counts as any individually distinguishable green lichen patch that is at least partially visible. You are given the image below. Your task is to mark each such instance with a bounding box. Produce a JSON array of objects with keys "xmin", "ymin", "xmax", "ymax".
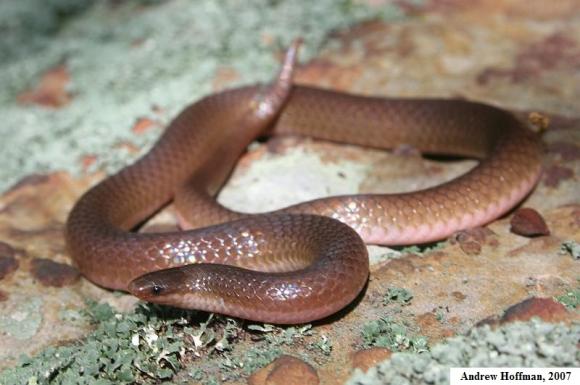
[
  {"xmin": 561, "ymin": 240, "xmax": 580, "ymax": 260},
  {"xmin": 348, "ymin": 320, "xmax": 580, "ymax": 385},
  {"xmin": 360, "ymin": 317, "xmax": 429, "ymax": 353},
  {"xmin": 247, "ymin": 323, "xmax": 313, "ymax": 345},
  {"xmin": 361, "ymin": 286, "xmax": 428, "ymax": 353},
  {"xmin": 0, "ymin": 0, "xmax": 97, "ymax": 65},
  {"xmin": 0, "ymin": 0, "xmax": 409, "ymax": 192},
  {"xmin": 0, "ymin": 302, "xmax": 198, "ymax": 384},
  {"xmin": 307, "ymin": 334, "xmax": 333, "ymax": 357},
  {"xmin": 215, "ymin": 347, "xmax": 283, "ymax": 382},
  {"xmin": 0, "ymin": 297, "xmax": 43, "ymax": 340},
  {"xmin": 0, "ymin": 301, "xmax": 335, "ymax": 384},
  {"xmin": 383, "ymin": 287, "xmax": 414, "ymax": 306},
  {"xmin": 206, "ymin": 323, "xmax": 334, "ymax": 382},
  {"xmin": 556, "ymin": 285, "xmax": 580, "ymax": 310},
  {"xmin": 434, "ymin": 306, "xmax": 447, "ymax": 323},
  {"xmin": 397, "ymin": 241, "xmax": 446, "ymax": 255}
]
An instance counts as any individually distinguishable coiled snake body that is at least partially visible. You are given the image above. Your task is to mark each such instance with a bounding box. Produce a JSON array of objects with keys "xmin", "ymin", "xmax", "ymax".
[{"xmin": 66, "ymin": 42, "xmax": 542, "ymax": 323}]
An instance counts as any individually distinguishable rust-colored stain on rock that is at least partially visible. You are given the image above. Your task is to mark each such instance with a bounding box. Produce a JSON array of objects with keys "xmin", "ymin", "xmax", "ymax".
[
  {"xmin": 548, "ymin": 141, "xmax": 580, "ymax": 162},
  {"xmin": 478, "ymin": 33, "xmax": 580, "ymax": 85},
  {"xmin": 81, "ymin": 154, "xmax": 98, "ymax": 172},
  {"xmin": 543, "ymin": 165, "xmax": 574, "ymax": 188},
  {"xmin": 0, "ymin": 241, "xmax": 19, "ymax": 281},
  {"xmin": 0, "ymin": 241, "xmax": 17, "ymax": 259},
  {"xmin": 5, "ymin": 174, "xmax": 51, "ymax": 194},
  {"xmin": 131, "ymin": 118, "xmax": 158, "ymax": 135},
  {"xmin": 29, "ymin": 258, "xmax": 80, "ymax": 288},
  {"xmin": 212, "ymin": 66, "xmax": 241, "ymax": 91},
  {"xmin": 0, "ymin": 255, "xmax": 19, "ymax": 281},
  {"xmin": 17, "ymin": 64, "xmax": 72, "ymax": 108}
]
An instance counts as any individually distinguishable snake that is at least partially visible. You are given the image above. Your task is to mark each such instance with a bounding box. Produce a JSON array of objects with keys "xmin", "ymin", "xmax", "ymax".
[{"xmin": 66, "ymin": 41, "xmax": 542, "ymax": 324}]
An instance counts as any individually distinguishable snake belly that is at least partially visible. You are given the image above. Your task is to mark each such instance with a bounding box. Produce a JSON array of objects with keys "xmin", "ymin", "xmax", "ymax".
[{"xmin": 66, "ymin": 44, "xmax": 542, "ymax": 324}]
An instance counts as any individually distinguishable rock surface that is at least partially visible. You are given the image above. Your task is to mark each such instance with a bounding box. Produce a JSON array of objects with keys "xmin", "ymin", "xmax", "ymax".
[
  {"xmin": 0, "ymin": 0, "xmax": 579, "ymax": 384},
  {"xmin": 248, "ymin": 355, "xmax": 320, "ymax": 385}
]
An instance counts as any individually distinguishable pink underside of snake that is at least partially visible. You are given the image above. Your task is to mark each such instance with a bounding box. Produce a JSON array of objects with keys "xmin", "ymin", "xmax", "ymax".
[
  {"xmin": 364, "ymin": 176, "xmax": 538, "ymax": 244},
  {"xmin": 65, "ymin": 42, "xmax": 543, "ymax": 323}
]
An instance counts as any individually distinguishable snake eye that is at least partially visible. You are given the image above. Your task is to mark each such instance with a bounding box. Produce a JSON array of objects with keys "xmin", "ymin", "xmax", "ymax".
[{"xmin": 151, "ymin": 284, "xmax": 164, "ymax": 296}]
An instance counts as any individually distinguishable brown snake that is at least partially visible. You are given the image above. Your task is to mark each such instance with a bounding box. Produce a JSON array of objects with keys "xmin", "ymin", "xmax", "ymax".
[{"xmin": 66, "ymin": 41, "xmax": 542, "ymax": 324}]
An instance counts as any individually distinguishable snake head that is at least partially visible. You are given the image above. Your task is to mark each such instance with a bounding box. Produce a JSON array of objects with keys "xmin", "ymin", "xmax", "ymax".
[{"xmin": 128, "ymin": 267, "xmax": 189, "ymax": 306}]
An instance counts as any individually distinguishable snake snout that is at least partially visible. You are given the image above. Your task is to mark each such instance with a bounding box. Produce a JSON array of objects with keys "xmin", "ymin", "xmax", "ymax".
[{"xmin": 127, "ymin": 268, "xmax": 187, "ymax": 301}]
